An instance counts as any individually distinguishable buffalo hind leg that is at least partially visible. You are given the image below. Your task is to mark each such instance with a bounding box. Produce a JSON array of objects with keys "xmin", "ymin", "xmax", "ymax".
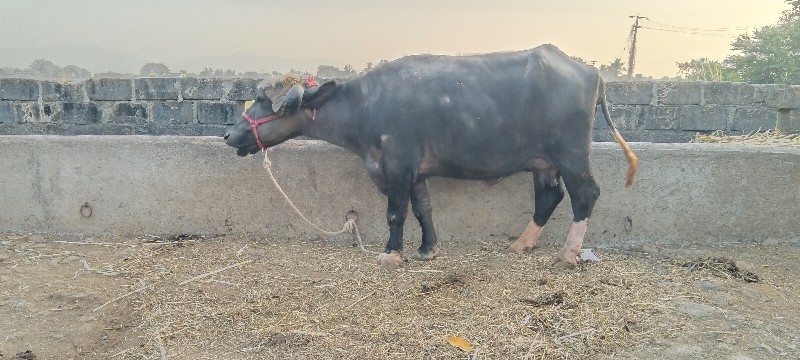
[
  {"xmin": 509, "ymin": 170, "xmax": 564, "ymax": 254},
  {"xmin": 376, "ymin": 170, "xmax": 412, "ymax": 270},
  {"xmin": 554, "ymin": 162, "xmax": 600, "ymax": 269},
  {"xmin": 410, "ymin": 179, "xmax": 439, "ymax": 260}
]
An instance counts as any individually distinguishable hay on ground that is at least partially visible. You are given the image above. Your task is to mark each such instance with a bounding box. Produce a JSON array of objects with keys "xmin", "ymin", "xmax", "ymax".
[
  {"xmin": 693, "ymin": 129, "xmax": 800, "ymax": 145},
  {"xmin": 82, "ymin": 235, "xmax": 710, "ymax": 359}
]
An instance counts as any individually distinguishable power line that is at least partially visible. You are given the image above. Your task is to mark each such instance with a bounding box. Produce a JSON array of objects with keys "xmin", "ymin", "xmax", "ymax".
[
  {"xmin": 641, "ymin": 26, "xmax": 740, "ymax": 38},
  {"xmin": 646, "ymin": 19, "xmax": 772, "ymax": 32},
  {"xmin": 640, "ymin": 18, "xmax": 774, "ymax": 38}
]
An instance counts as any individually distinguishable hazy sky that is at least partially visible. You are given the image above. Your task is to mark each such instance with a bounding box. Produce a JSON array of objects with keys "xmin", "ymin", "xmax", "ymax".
[{"xmin": 0, "ymin": 0, "xmax": 790, "ymax": 76}]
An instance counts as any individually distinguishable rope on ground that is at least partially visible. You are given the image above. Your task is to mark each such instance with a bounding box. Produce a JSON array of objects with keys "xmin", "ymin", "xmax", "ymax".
[
  {"xmin": 178, "ymin": 260, "xmax": 253, "ymax": 285},
  {"xmin": 263, "ymin": 151, "xmax": 380, "ymax": 255},
  {"xmin": 92, "ymin": 282, "xmax": 160, "ymax": 312}
]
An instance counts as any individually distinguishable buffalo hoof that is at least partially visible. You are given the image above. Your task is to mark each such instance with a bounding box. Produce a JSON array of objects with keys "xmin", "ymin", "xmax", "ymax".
[
  {"xmin": 506, "ymin": 243, "xmax": 534, "ymax": 255},
  {"xmin": 551, "ymin": 254, "xmax": 578, "ymax": 270},
  {"xmin": 507, "ymin": 221, "xmax": 543, "ymax": 255},
  {"xmin": 412, "ymin": 246, "xmax": 440, "ymax": 261},
  {"xmin": 376, "ymin": 251, "xmax": 404, "ymax": 270}
]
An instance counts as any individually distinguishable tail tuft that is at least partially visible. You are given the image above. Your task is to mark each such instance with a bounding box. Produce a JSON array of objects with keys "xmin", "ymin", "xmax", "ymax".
[{"xmin": 611, "ymin": 129, "xmax": 638, "ymax": 188}]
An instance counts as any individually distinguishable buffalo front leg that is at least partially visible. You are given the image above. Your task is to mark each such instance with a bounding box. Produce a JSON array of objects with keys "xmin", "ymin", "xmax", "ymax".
[
  {"xmin": 376, "ymin": 174, "xmax": 411, "ymax": 270},
  {"xmin": 410, "ymin": 179, "xmax": 439, "ymax": 260},
  {"xmin": 556, "ymin": 219, "xmax": 589, "ymax": 269}
]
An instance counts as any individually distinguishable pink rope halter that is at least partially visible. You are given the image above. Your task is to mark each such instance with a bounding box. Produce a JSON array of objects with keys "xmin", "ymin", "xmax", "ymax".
[{"xmin": 242, "ymin": 111, "xmax": 281, "ymax": 150}]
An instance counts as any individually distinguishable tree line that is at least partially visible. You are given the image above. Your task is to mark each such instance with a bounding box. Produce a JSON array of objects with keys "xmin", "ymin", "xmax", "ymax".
[
  {"xmin": 1, "ymin": 59, "xmax": 92, "ymax": 78},
  {"xmin": 677, "ymin": 0, "xmax": 800, "ymax": 84}
]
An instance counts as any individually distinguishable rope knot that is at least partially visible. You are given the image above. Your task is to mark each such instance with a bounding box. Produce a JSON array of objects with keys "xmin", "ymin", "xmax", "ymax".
[{"xmin": 342, "ymin": 218, "xmax": 356, "ymax": 234}]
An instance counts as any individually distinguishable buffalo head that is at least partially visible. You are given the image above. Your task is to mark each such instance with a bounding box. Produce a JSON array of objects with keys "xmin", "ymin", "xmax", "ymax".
[{"xmin": 223, "ymin": 80, "xmax": 337, "ymax": 156}]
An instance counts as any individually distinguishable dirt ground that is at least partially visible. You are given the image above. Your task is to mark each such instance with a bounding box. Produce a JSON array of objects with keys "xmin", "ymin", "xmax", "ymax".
[{"xmin": 1, "ymin": 231, "xmax": 798, "ymax": 360}]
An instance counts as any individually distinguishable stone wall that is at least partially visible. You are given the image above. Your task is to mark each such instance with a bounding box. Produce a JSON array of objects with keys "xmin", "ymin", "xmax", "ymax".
[
  {"xmin": 1, "ymin": 77, "xmax": 799, "ymax": 141},
  {"xmin": 0, "ymin": 77, "xmax": 259, "ymax": 136},
  {"xmin": 594, "ymin": 81, "xmax": 800, "ymax": 142}
]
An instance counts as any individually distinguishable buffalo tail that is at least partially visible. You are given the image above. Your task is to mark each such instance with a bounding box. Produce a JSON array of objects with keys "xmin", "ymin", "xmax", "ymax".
[{"xmin": 599, "ymin": 79, "xmax": 638, "ymax": 188}]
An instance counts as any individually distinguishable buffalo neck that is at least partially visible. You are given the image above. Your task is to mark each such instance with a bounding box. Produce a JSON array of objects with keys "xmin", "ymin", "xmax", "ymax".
[{"xmin": 300, "ymin": 82, "xmax": 363, "ymax": 154}]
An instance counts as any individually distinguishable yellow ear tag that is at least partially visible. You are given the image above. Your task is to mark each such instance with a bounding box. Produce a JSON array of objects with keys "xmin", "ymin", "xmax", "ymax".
[{"xmin": 244, "ymin": 100, "xmax": 254, "ymax": 111}]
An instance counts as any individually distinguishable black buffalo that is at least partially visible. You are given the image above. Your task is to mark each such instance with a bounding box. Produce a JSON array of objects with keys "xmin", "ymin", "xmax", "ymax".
[{"xmin": 224, "ymin": 44, "xmax": 638, "ymax": 269}]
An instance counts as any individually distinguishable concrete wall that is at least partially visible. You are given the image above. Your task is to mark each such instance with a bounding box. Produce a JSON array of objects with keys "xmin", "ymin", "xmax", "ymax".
[
  {"xmin": 2, "ymin": 136, "xmax": 798, "ymax": 248},
  {"xmin": 1, "ymin": 78, "xmax": 799, "ymax": 142}
]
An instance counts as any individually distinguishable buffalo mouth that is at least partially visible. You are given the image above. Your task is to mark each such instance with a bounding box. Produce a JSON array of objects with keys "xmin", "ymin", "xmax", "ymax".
[{"xmin": 236, "ymin": 146, "xmax": 260, "ymax": 157}]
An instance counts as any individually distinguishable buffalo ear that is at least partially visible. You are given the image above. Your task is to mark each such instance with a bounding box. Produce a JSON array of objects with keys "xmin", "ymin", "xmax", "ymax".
[
  {"xmin": 275, "ymin": 85, "xmax": 304, "ymax": 115},
  {"xmin": 255, "ymin": 87, "xmax": 269, "ymax": 102},
  {"xmin": 254, "ymin": 87, "xmax": 274, "ymax": 111},
  {"xmin": 301, "ymin": 81, "xmax": 337, "ymax": 109}
]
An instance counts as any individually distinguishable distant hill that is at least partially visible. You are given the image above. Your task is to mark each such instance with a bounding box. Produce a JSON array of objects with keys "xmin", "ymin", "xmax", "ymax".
[
  {"xmin": 0, "ymin": 43, "xmax": 344, "ymax": 75},
  {"xmin": 0, "ymin": 43, "xmax": 145, "ymax": 73},
  {"xmin": 172, "ymin": 52, "xmax": 343, "ymax": 74}
]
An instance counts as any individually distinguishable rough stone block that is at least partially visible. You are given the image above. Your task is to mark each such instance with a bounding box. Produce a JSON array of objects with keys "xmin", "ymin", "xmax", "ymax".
[
  {"xmin": 763, "ymin": 85, "xmax": 800, "ymax": 109},
  {"xmin": 606, "ymin": 81, "xmax": 653, "ymax": 105},
  {"xmin": 41, "ymin": 80, "xmax": 85, "ymax": 102},
  {"xmin": 657, "ymin": 82, "xmax": 702, "ymax": 105},
  {"xmin": 96, "ymin": 102, "xmax": 149, "ymax": 125},
  {"xmin": 13, "ymin": 103, "xmax": 41, "ymax": 123},
  {"xmin": 153, "ymin": 101, "xmax": 193, "ymax": 124},
  {"xmin": 41, "ymin": 103, "xmax": 57, "ymax": 121},
  {"xmin": 113, "ymin": 102, "xmax": 149, "ymax": 120},
  {"xmin": 180, "ymin": 78, "xmax": 225, "ymax": 100},
  {"xmin": 595, "ymin": 104, "xmax": 646, "ymax": 130},
  {"xmin": 680, "ymin": 105, "xmax": 728, "ymax": 131},
  {"xmin": 135, "ymin": 78, "xmax": 179, "ymax": 100},
  {"xmin": 731, "ymin": 107, "xmax": 777, "ymax": 132},
  {"xmin": 704, "ymin": 82, "xmax": 756, "ymax": 105},
  {"xmin": 60, "ymin": 103, "xmax": 101, "ymax": 124},
  {"xmin": 197, "ymin": 101, "xmax": 243, "ymax": 124},
  {"xmin": 751, "ymin": 84, "xmax": 769, "ymax": 104},
  {"xmin": 227, "ymin": 78, "xmax": 260, "ymax": 100},
  {"xmin": 86, "ymin": 78, "xmax": 132, "ymax": 101},
  {"xmin": 0, "ymin": 102, "xmax": 13, "ymax": 123},
  {"xmin": 643, "ymin": 106, "xmax": 680, "ymax": 130},
  {"xmin": 611, "ymin": 104, "xmax": 645, "ymax": 129},
  {"xmin": 0, "ymin": 78, "xmax": 39, "ymax": 100},
  {"xmin": 778, "ymin": 109, "xmax": 800, "ymax": 133}
]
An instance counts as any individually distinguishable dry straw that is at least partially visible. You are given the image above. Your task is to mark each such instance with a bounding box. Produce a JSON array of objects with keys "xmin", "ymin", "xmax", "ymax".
[
  {"xmin": 693, "ymin": 129, "xmax": 800, "ymax": 145},
  {"xmin": 89, "ymin": 235, "xmax": 720, "ymax": 359}
]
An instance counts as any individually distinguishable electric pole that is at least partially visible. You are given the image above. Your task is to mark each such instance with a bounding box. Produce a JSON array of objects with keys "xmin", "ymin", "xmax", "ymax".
[{"xmin": 627, "ymin": 15, "xmax": 647, "ymax": 80}]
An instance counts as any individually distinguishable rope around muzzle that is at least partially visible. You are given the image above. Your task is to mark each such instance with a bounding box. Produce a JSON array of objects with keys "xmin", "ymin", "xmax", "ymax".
[{"xmin": 262, "ymin": 150, "xmax": 380, "ymax": 255}]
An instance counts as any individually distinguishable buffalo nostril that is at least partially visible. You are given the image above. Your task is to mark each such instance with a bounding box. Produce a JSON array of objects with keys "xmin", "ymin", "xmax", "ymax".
[{"xmin": 223, "ymin": 133, "xmax": 230, "ymax": 140}]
